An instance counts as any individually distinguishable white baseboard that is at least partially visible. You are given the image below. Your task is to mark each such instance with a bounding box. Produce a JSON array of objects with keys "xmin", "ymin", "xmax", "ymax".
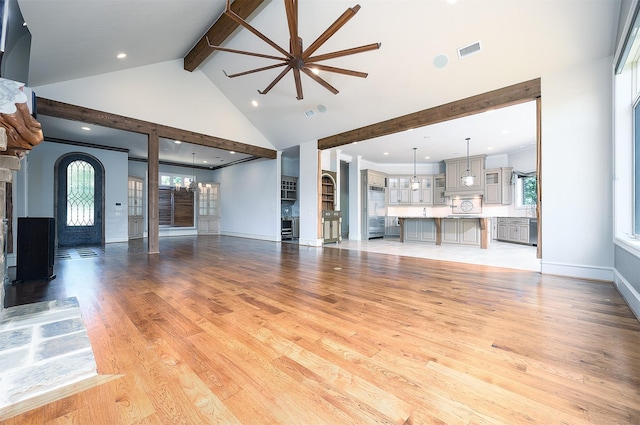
[
  {"xmin": 613, "ymin": 270, "xmax": 640, "ymax": 321},
  {"xmin": 297, "ymin": 238, "xmax": 323, "ymax": 247},
  {"xmin": 540, "ymin": 261, "xmax": 614, "ymax": 281},
  {"xmin": 221, "ymin": 231, "xmax": 279, "ymax": 242}
]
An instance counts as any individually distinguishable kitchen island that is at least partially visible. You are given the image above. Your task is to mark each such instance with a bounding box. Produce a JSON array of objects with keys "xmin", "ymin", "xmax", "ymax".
[{"xmin": 398, "ymin": 216, "xmax": 490, "ymax": 249}]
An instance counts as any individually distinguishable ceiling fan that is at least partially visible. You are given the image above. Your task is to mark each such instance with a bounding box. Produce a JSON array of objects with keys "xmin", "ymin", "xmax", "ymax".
[{"xmin": 207, "ymin": 0, "xmax": 381, "ymax": 100}]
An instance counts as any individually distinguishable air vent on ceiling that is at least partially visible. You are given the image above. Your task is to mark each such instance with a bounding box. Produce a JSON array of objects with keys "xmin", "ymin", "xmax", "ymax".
[
  {"xmin": 304, "ymin": 109, "xmax": 316, "ymax": 118},
  {"xmin": 457, "ymin": 41, "xmax": 482, "ymax": 59}
]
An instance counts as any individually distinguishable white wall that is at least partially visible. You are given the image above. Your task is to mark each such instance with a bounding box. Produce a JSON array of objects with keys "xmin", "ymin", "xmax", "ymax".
[
  {"xmin": 32, "ymin": 60, "xmax": 274, "ymax": 150},
  {"xmin": 299, "ymin": 140, "xmax": 321, "ymax": 246},
  {"xmin": 540, "ymin": 56, "xmax": 614, "ymax": 280},
  {"xmin": 212, "ymin": 158, "xmax": 280, "ymax": 241}
]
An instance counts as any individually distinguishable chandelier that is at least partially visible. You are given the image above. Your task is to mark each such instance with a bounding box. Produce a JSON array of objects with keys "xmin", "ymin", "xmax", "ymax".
[
  {"xmin": 460, "ymin": 137, "xmax": 475, "ymax": 187},
  {"xmin": 410, "ymin": 147, "xmax": 419, "ymax": 191}
]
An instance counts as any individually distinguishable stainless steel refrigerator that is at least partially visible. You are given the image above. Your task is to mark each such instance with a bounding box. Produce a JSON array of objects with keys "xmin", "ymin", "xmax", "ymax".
[{"xmin": 362, "ymin": 185, "xmax": 386, "ymax": 239}]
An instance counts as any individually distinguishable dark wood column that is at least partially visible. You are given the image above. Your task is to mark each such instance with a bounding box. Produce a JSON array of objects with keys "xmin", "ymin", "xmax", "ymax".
[{"xmin": 148, "ymin": 131, "xmax": 160, "ymax": 254}]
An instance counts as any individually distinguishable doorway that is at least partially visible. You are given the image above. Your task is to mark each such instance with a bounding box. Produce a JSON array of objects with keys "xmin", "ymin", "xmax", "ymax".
[{"xmin": 55, "ymin": 153, "xmax": 105, "ymax": 247}]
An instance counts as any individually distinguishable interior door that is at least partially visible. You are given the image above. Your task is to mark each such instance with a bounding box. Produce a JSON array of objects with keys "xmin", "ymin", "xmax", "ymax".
[{"xmin": 56, "ymin": 153, "xmax": 104, "ymax": 247}]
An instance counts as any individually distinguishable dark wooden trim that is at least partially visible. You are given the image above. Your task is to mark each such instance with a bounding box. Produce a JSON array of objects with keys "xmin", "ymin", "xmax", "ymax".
[
  {"xmin": 184, "ymin": 0, "xmax": 267, "ymax": 72},
  {"xmin": 318, "ymin": 78, "xmax": 541, "ymax": 149},
  {"xmin": 148, "ymin": 131, "xmax": 160, "ymax": 255},
  {"xmin": 35, "ymin": 97, "xmax": 277, "ymax": 159},
  {"xmin": 44, "ymin": 137, "xmax": 130, "ymax": 153},
  {"xmin": 128, "ymin": 155, "xmax": 262, "ymax": 170}
]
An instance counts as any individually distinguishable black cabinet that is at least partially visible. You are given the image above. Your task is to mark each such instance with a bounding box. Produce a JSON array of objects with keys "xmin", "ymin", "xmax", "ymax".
[{"xmin": 16, "ymin": 217, "xmax": 56, "ymax": 281}]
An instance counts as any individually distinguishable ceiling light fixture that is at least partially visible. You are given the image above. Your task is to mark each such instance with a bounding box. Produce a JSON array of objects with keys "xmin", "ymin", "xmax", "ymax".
[
  {"xmin": 117, "ymin": 53, "xmax": 127, "ymax": 59},
  {"xmin": 207, "ymin": 0, "xmax": 381, "ymax": 100},
  {"xmin": 410, "ymin": 147, "xmax": 420, "ymax": 191},
  {"xmin": 188, "ymin": 152, "xmax": 199, "ymax": 193},
  {"xmin": 461, "ymin": 137, "xmax": 475, "ymax": 187}
]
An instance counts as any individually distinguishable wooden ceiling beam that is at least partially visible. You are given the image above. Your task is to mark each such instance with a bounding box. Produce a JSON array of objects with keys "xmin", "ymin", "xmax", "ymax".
[
  {"xmin": 184, "ymin": 0, "xmax": 266, "ymax": 72},
  {"xmin": 35, "ymin": 97, "xmax": 277, "ymax": 159},
  {"xmin": 318, "ymin": 78, "xmax": 541, "ymax": 150}
]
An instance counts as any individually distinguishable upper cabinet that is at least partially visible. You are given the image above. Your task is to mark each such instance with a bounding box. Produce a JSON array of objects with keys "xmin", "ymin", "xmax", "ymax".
[
  {"xmin": 444, "ymin": 155, "xmax": 486, "ymax": 196},
  {"xmin": 363, "ymin": 169, "xmax": 386, "ymax": 188},
  {"xmin": 281, "ymin": 176, "xmax": 297, "ymax": 201},
  {"xmin": 483, "ymin": 167, "xmax": 513, "ymax": 204},
  {"xmin": 433, "ymin": 174, "xmax": 447, "ymax": 205}
]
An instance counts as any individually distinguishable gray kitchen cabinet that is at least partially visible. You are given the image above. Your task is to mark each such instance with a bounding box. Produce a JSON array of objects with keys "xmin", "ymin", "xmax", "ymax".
[
  {"xmin": 496, "ymin": 217, "xmax": 534, "ymax": 245},
  {"xmin": 442, "ymin": 219, "xmax": 460, "ymax": 244},
  {"xmin": 281, "ymin": 176, "xmax": 297, "ymax": 201},
  {"xmin": 484, "ymin": 167, "xmax": 513, "ymax": 204},
  {"xmin": 433, "ymin": 174, "xmax": 447, "ymax": 205},
  {"xmin": 410, "ymin": 175, "xmax": 433, "ymax": 205},
  {"xmin": 363, "ymin": 169, "xmax": 386, "ymax": 188},
  {"xmin": 442, "ymin": 218, "xmax": 480, "ymax": 245},
  {"xmin": 444, "ymin": 155, "xmax": 485, "ymax": 196},
  {"xmin": 404, "ymin": 218, "xmax": 436, "ymax": 242},
  {"xmin": 390, "ymin": 175, "xmax": 433, "ymax": 205}
]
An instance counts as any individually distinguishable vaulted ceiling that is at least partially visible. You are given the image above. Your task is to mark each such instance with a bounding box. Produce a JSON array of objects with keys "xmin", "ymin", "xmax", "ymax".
[{"xmin": 17, "ymin": 0, "xmax": 621, "ymax": 166}]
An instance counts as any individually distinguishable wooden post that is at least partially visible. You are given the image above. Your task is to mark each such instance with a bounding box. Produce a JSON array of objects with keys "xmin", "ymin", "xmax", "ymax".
[{"xmin": 148, "ymin": 131, "xmax": 160, "ymax": 254}]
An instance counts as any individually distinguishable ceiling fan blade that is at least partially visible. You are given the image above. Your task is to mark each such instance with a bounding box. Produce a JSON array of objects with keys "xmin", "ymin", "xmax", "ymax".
[
  {"xmin": 258, "ymin": 65, "xmax": 293, "ymax": 95},
  {"xmin": 285, "ymin": 0, "xmax": 301, "ymax": 57},
  {"xmin": 224, "ymin": 62, "xmax": 288, "ymax": 78},
  {"xmin": 206, "ymin": 39, "xmax": 287, "ymax": 61},
  {"xmin": 224, "ymin": 4, "xmax": 293, "ymax": 59},
  {"xmin": 292, "ymin": 68, "xmax": 304, "ymax": 100},
  {"xmin": 301, "ymin": 68, "xmax": 339, "ymax": 95},
  {"xmin": 302, "ymin": 5, "xmax": 361, "ymax": 60},
  {"xmin": 308, "ymin": 43, "xmax": 381, "ymax": 63},
  {"xmin": 305, "ymin": 63, "xmax": 368, "ymax": 78}
]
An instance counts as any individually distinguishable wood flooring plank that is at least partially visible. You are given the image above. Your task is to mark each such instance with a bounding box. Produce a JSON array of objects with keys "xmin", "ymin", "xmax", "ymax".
[{"xmin": 3, "ymin": 236, "xmax": 640, "ymax": 424}]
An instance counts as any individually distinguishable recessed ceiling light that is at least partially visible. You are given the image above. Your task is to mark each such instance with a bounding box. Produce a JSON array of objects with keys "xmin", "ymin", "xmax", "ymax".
[
  {"xmin": 251, "ymin": 100, "xmax": 258, "ymax": 107},
  {"xmin": 81, "ymin": 126, "xmax": 91, "ymax": 131},
  {"xmin": 117, "ymin": 53, "xmax": 127, "ymax": 59},
  {"xmin": 203, "ymin": 160, "xmax": 208, "ymax": 163},
  {"xmin": 311, "ymin": 68, "xmax": 320, "ymax": 75},
  {"xmin": 425, "ymin": 156, "xmax": 431, "ymax": 159},
  {"xmin": 174, "ymin": 140, "xmax": 182, "ymax": 144},
  {"xmin": 383, "ymin": 152, "xmax": 389, "ymax": 155},
  {"xmin": 230, "ymin": 151, "xmax": 235, "ymax": 154}
]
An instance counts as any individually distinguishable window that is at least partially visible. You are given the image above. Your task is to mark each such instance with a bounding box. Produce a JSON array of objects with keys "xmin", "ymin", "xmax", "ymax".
[
  {"xmin": 616, "ymin": 3, "xmax": 640, "ymax": 240},
  {"xmin": 515, "ymin": 172, "xmax": 537, "ymax": 209},
  {"xmin": 160, "ymin": 173, "xmax": 194, "ymax": 190},
  {"xmin": 66, "ymin": 159, "xmax": 95, "ymax": 226}
]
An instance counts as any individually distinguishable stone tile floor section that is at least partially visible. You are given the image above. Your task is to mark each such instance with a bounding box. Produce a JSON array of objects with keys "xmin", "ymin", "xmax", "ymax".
[{"xmin": 0, "ymin": 297, "xmax": 97, "ymax": 412}]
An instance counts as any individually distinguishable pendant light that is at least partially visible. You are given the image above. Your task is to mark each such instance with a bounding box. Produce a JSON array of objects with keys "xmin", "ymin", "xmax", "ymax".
[
  {"xmin": 410, "ymin": 147, "xmax": 420, "ymax": 191},
  {"xmin": 460, "ymin": 137, "xmax": 475, "ymax": 186},
  {"xmin": 188, "ymin": 152, "xmax": 198, "ymax": 192}
]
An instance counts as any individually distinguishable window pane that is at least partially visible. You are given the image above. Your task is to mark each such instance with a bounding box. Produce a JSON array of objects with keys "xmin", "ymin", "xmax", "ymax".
[
  {"xmin": 67, "ymin": 160, "xmax": 95, "ymax": 226},
  {"xmin": 522, "ymin": 176, "xmax": 537, "ymax": 206},
  {"xmin": 634, "ymin": 101, "xmax": 640, "ymax": 234}
]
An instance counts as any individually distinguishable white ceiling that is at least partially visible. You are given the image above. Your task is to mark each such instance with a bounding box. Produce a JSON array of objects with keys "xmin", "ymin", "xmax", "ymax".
[{"xmin": 16, "ymin": 0, "xmax": 621, "ymax": 167}]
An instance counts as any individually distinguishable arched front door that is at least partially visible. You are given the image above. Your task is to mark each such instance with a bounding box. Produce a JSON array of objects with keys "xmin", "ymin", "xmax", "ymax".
[{"xmin": 56, "ymin": 153, "xmax": 105, "ymax": 247}]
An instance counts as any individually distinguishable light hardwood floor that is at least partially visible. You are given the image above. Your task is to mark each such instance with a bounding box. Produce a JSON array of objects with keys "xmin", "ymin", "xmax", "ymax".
[{"xmin": 2, "ymin": 235, "xmax": 639, "ymax": 424}]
